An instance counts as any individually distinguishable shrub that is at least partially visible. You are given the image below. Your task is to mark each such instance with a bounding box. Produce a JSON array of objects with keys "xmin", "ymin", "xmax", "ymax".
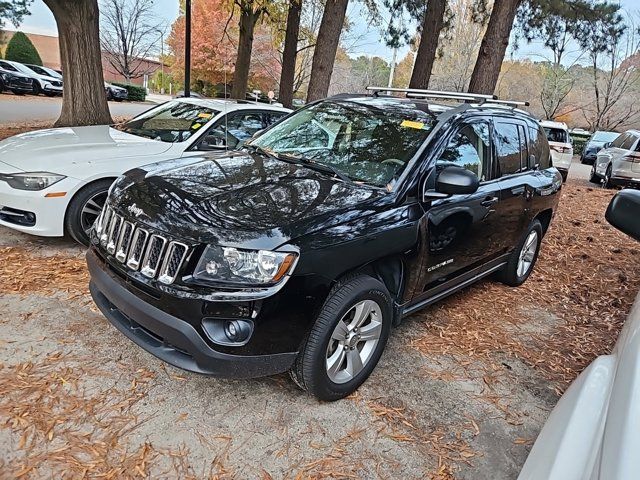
[
  {"xmin": 111, "ymin": 82, "xmax": 146, "ymax": 102},
  {"xmin": 5, "ymin": 31, "xmax": 42, "ymax": 66}
]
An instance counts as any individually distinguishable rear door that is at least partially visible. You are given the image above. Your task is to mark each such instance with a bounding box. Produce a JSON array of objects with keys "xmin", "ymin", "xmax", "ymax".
[{"xmin": 492, "ymin": 119, "xmax": 539, "ymax": 252}]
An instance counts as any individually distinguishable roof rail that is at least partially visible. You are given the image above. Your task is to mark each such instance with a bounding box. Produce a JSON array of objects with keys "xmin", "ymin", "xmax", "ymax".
[
  {"xmin": 365, "ymin": 86, "xmax": 529, "ymax": 108},
  {"xmin": 366, "ymin": 86, "xmax": 497, "ymax": 102}
]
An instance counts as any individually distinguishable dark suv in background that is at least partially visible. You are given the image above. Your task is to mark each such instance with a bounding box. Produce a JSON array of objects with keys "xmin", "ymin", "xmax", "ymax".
[{"xmin": 87, "ymin": 88, "xmax": 562, "ymax": 401}]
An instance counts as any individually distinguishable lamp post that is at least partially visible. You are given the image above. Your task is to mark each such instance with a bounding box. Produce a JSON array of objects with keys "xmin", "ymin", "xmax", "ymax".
[{"xmin": 184, "ymin": 0, "xmax": 191, "ymax": 97}]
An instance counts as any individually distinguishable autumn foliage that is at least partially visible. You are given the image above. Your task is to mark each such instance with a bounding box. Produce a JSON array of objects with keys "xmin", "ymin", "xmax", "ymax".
[{"xmin": 167, "ymin": 0, "xmax": 281, "ymax": 95}]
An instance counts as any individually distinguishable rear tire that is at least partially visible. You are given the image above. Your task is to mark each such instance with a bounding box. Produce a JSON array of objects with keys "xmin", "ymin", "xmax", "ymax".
[
  {"xmin": 290, "ymin": 275, "xmax": 393, "ymax": 401},
  {"xmin": 602, "ymin": 165, "xmax": 613, "ymax": 189},
  {"xmin": 65, "ymin": 179, "xmax": 113, "ymax": 246},
  {"xmin": 32, "ymin": 81, "xmax": 41, "ymax": 95},
  {"xmin": 497, "ymin": 220, "xmax": 543, "ymax": 287},
  {"xmin": 589, "ymin": 163, "xmax": 601, "ymax": 184}
]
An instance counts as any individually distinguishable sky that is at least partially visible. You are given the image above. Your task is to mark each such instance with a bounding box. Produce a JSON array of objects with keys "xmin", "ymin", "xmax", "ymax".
[{"xmin": 13, "ymin": 0, "xmax": 640, "ymax": 65}]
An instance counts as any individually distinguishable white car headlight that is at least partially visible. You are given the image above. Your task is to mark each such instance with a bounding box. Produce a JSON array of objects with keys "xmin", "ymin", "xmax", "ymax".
[
  {"xmin": 193, "ymin": 245, "xmax": 298, "ymax": 286},
  {"xmin": 1, "ymin": 172, "xmax": 66, "ymax": 191}
]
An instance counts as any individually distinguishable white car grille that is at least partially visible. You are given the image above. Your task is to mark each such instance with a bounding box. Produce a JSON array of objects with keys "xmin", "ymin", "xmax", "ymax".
[{"xmin": 95, "ymin": 205, "xmax": 188, "ymax": 285}]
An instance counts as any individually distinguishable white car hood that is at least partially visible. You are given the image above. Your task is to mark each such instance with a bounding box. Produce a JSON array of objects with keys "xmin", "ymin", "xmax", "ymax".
[{"xmin": 0, "ymin": 125, "xmax": 173, "ymax": 175}]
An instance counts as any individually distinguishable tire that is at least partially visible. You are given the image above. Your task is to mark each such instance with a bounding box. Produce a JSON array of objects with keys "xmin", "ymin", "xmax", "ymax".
[
  {"xmin": 560, "ymin": 170, "xmax": 568, "ymax": 182},
  {"xmin": 290, "ymin": 275, "xmax": 393, "ymax": 401},
  {"xmin": 11, "ymin": 90, "xmax": 25, "ymax": 96},
  {"xmin": 32, "ymin": 81, "xmax": 41, "ymax": 95},
  {"xmin": 44, "ymin": 92, "xmax": 56, "ymax": 97},
  {"xmin": 497, "ymin": 219, "xmax": 543, "ymax": 287},
  {"xmin": 106, "ymin": 89, "xmax": 114, "ymax": 101},
  {"xmin": 589, "ymin": 162, "xmax": 601, "ymax": 184},
  {"xmin": 602, "ymin": 165, "xmax": 613, "ymax": 189},
  {"xmin": 65, "ymin": 179, "xmax": 113, "ymax": 246}
]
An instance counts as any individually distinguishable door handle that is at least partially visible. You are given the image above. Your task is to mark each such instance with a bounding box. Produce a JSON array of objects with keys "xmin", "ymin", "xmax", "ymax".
[{"xmin": 481, "ymin": 196, "xmax": 499, "ymax": 207}]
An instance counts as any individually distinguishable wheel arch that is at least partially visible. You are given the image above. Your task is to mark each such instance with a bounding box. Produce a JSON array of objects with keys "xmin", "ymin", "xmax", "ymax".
[
  {"xmin": 535, "ymin": 208, "xmax": 554, "ymax": 235},
  {"xmin": 63, "ymin": 176, "xmax": 117, "ymax": 232}
]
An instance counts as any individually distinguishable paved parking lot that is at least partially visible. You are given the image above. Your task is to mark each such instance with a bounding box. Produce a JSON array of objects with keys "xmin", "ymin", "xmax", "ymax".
[{"xmin": 1, "ymin": 158, "xmax": 638, "ymax": 479}]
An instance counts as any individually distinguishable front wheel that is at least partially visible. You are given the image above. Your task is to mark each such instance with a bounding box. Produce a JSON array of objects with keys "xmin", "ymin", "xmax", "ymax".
[
  {"xmin": 602, "ymin": 165, "xmax": 613, "ymax": 189},
  {"xmin": 290, "ymin": 275, "xmax": 393, "ymax": 401},
  {"xmin": 589, "ymin": 162, "xmax": 601, "ymax": 184},
  {"xmin": 32, "ymin": 82, "xmax": 41, "ymax": 95},
  {"xmin": 65, "ymin": 179, "xmax": 113, "ymax": 246},
  {"xmin": 497, "ymin": 220, "xmax": 543, "ymax": 287}
]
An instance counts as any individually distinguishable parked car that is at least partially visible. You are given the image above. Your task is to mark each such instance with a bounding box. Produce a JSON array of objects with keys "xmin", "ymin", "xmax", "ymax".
[
  {"xmin": 581, "ymin": 130, "xmax": 619, "ymax": 165},
  {"xmin": 591, "ymin": 130, "xmax": 640, "ymax": 189},
  {"xmin": 541, "ymin": 120, "xmax": 573, "ymax": 182},
  {"xmin": 0, "ymin": 99, "xmax": 290, "ymax": 245},
  {"xmin": 0, "ymin": 63, "xmax": 33, "ymax": 95},
  {"xmin": 0, "ymin": 60, "xmax": 62, "ymax": 96},
  {"xmin": 23, "ymin": 63, "xmax": 63, "ymax": 81},
  {"xmin": 174, "ymin": 91, "xmax": 204, "ymax": 99},
  {"xmin": 519, "ymin": 189, "xmax": 640, "ymax": 480},
  {"xmin": 105, "ymin": 82, "xmax": 128, "ymax": 101},
  {"xmin": 85, "ymin": 88, "xmax": 562, "ymax": 401}
]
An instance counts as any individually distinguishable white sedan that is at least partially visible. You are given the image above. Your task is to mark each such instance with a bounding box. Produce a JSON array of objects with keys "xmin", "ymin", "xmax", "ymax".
[
  {"xmin": 519, "ymin": 189, "xmax": 640, "ymax": 480},
  {"xmin": 0, "ymin": 99, "xmax": 290, "ymax": 244}
]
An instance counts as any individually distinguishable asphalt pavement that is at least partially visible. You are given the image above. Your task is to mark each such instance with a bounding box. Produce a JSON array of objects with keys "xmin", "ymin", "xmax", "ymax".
[{"xmin": 0, "ymin": 95, "xmax": 154, "ymax": 124}]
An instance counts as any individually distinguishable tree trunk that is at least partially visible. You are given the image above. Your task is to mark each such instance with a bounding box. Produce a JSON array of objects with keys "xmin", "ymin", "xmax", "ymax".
[
  {"xmin": 43, "ymin": 0, "xmax": 112, "ymax": 126},
  {"xmin": 306, "ymin": 0, "xmax": 349, "ymax": 102},
  {"xmin": 409, "ymin": 0, "xmax": 446, "ymax": 89},
  {"xmin": 278, "ymin": 0, "xmax": 302, "ymax": 108},
  {"xmin": 231, "ymin": 4, "xmax": 259, "ymax": 99},
  {"xmin": 468, "ymin": 0, "xmax": 521, "ymax": 95}
]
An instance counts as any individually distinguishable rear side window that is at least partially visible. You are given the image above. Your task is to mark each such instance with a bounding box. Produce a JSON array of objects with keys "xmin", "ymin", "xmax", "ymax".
[
  {"xmin": 494, "ymin": 122, "xmax": 523, "ymax": 176},
  {"xmin": 543, "ymin": 127, "xmax": 569, "ymax": 143},
  {"xmin": 528, "ymin": 126, "xmax": 551, "ymax": 169}
]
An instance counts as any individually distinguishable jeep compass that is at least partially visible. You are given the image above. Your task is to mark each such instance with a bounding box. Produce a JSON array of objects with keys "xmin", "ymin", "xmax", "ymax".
[{"xmin": 87, "ymin": 88, "xmax": 562, "ymax": 401}]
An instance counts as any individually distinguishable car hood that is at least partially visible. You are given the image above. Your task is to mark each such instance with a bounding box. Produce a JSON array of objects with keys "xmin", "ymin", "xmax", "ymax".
[
  {"xmin": 109, "ymin": 152, "xmax": 384, "ymax": 250},
  {"xmin": 0, "ymin": 126, "xmax": 174, "ymax": 175}
]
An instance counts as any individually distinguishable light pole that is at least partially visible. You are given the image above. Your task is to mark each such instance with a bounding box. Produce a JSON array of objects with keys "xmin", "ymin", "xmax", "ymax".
[{"xmin": 184, "ymin": 0, "xmax": 191, "ymax": 97}]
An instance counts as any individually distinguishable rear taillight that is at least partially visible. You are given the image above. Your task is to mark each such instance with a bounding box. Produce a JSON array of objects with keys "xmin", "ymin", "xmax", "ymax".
[{"xmin": 551, "ymin": 145, "xmax": 572, "ymax": 154}]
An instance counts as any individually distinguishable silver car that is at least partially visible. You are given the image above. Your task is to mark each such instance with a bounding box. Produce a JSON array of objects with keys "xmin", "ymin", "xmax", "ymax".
[{"xmin": 591, "ymin": 130, "xmax": 640, "ymax": 188}]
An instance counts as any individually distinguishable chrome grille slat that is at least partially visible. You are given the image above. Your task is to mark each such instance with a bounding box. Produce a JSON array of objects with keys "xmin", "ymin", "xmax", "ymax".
[
  {"xmin": 106, "ymin": 214, "xmax": 123, "ymax": 254},
  {"xmin": 158, "ymin": 242, "xmax": 188, "ymax": 284},
  {"xmin": 126, "ymin": 228, "xmax": 149, "ymax": 270},
  {"xmin": 140, "ymin": 234, "xmax": 167, "ymax": 278},
  {"xmin": 115, "ymin": 221, "xmax": 134, "ymax": 262},
  {"xmin": 96, "ymin": 209, "xmax": 189, "ymax": 285}
]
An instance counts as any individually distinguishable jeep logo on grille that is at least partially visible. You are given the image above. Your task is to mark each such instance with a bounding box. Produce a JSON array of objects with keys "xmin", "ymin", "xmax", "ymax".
[{"xmin": 127, "ymin": 203, "xmax": 145, "ymax": 218}]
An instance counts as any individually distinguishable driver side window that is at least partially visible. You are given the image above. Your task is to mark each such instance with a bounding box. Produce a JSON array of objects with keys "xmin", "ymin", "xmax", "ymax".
[
  {"xmin": 436, "ymin": 122, "xmax": 491, "ymax": 181},
  {"xmin": 197, "ymin": 112, "xmax": 265, "ymax": 151}
]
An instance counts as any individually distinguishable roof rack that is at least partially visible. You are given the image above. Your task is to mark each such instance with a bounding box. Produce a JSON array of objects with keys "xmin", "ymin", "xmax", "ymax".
[{"xmin": 365, "ymin": 86, "xmax": 529, "ymax": 108}]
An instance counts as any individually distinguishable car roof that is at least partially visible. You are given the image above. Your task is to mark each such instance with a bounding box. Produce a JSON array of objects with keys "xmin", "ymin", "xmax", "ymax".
[
  {"xmin": 175, "ymin": 97, "xmax": 290, "ymax": 113},
  {"xmin": 539, "ymin": 120, "xmax": 568, "ymax": 130},
  {"xmin": 625, "ymin": 129, "xmax": 640, "ymax": 136},
  {"xmin": 326, "ymin": 94, "xmax": 536, "ymax": 122}
]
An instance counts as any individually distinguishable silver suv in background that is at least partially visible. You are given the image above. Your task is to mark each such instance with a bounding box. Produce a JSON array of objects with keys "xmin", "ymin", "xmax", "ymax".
[{"xmin": 591, "ymin": 130, "xmax": 640, "ymax": 189}]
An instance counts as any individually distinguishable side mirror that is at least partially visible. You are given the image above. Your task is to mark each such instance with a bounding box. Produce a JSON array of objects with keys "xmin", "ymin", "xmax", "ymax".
[
  {"xmin": 435, "ymin": 166, "xmax": 480, "ymax": 195},
  {"xmin": 604, "ymin": 142, "xmax": 612, "ymax": 149},
  {"xmin": 605, "ymin": 189, "xmax": 640, "ymax": 241}
]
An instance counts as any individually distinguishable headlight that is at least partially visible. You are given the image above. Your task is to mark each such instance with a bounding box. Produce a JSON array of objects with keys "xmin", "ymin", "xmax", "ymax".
[
  {"xmin": 2, "ymin": 172, "xmax": 66, "ymax": 191},
  {"xmin": 193, "ymin": 245, "xmax": 298, "ymax": 286}
]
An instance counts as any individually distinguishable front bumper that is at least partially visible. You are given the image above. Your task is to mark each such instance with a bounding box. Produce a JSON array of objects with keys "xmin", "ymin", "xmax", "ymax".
[
  {"xmin": 0, "ymin": 174, "xmax": 74, "ymax": 236},
  {"xmin": 87, "ymin": 249, "xmax": 298, "ymax": 378},
  {"xmin": 42, "ymin": 83, "xmax": 63, "ymax": 94}
]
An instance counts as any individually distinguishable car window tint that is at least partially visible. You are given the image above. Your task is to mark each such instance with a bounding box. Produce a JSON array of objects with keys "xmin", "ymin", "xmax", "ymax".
[
  {"xmin": 266, "ymin": 112, "xmax": 286, "ymax": 126},
  {"xmin": 436, "ymin": 122, "xmax": 490, "ymax": 181},
  {"xmin": 621, "ymin": 134, "xmax": 638, "ymax": 150},
  {"xmin": 517, "ymin": 125, "xmax": 529, "ymax": 171},
  {"xmin": 611, "ymin": 133, "xmax": 627, "ymax": 148},
  {"xmin": 224, "ymin": 112, "xmax": 265, "ymax": 141},
  {"xmin": 495, "ymin": 122, "xmax": 522, "ymax": 176},
  {"xmin": 0, "ymin": 61, "xmax": 17, "ymax": 72},
  {"xmin": 543, "ymin": 127, "xmax": 569, "ymax": 143}
]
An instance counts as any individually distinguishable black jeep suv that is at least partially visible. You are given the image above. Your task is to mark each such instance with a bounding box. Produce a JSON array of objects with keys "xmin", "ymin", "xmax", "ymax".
[{"xmin": 87, "ymin": 89, "xmax": 562, "ymax": 401}]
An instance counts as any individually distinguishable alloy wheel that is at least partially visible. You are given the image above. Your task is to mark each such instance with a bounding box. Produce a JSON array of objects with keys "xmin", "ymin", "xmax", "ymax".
[
  {"xmin": 517, "ymin": 230, "xmax": 539, "ymax": 278},
  {"xmin": 80, "ymin": 191, "xmax": 108, "ymax": 233},
  {"xmin": 326, "ymin": 299, "xmax": 382, "ymax": 384}
]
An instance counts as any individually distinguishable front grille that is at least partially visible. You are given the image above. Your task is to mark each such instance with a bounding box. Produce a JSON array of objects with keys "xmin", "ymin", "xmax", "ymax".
[{"xmin": 96, "ymin": 205, "xmax": 189, "ymax": 285}]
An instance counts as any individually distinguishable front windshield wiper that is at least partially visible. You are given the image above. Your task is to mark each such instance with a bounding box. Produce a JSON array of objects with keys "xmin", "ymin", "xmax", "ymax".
[{"xmin": 244, "ymin": 144, "xmax": 353, "ymax": 184}]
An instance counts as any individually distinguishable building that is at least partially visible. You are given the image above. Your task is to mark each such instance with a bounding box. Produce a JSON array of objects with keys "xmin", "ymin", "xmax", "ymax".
[{"xmin": 0, "ymin": 29, "xmax": 164, "ymax": 87}]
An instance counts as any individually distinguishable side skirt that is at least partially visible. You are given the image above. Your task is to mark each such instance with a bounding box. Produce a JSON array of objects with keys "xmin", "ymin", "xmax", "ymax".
[{"xmin": 400, "ymin": 254, "xmax": 510, "ymax": 318}]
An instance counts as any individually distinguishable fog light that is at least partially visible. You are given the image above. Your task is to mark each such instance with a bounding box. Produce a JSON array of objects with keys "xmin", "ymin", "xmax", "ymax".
[{"xmin": 202, "ymin": 318, "xmax": 253, "ymax": 346}]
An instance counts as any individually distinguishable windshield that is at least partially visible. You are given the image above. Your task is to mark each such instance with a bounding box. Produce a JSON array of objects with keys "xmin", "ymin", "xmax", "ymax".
[
  {"xmin": 113, "ymin": 101, "xmax": 219, "ymax": 142},
  {"xmin": 592, "ymin": 131, "xmax": 619, "ymax": 142},
  {"xmin": 250, "ymin": 99, "xmax": 436, "ymax": 187},
  {"xmin": 543, "ymin": 127, "xmax": 569, "ymax": 144}
]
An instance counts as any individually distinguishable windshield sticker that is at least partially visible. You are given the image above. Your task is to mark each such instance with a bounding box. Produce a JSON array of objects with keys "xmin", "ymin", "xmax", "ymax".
[
  {"xmin": 198, "ymin": 113, "xmax": 212, "ymax": 119},
  {"xmin": 192, "ymin": 123, "xmax": 202, "ymax": 130},
  {"xmin": 401, "ymin": 120, "xmax": 425, "ymax": 130}
]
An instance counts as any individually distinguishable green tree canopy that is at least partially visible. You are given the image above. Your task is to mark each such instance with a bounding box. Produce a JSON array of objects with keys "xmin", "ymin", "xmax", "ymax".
[
  {"xmin": 0, "ymin": 0, "xmax": 31, "ymax": 29},
  {"xmin": 5, "ymin": 31, "xmax": 42, "ymax": 65}
]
